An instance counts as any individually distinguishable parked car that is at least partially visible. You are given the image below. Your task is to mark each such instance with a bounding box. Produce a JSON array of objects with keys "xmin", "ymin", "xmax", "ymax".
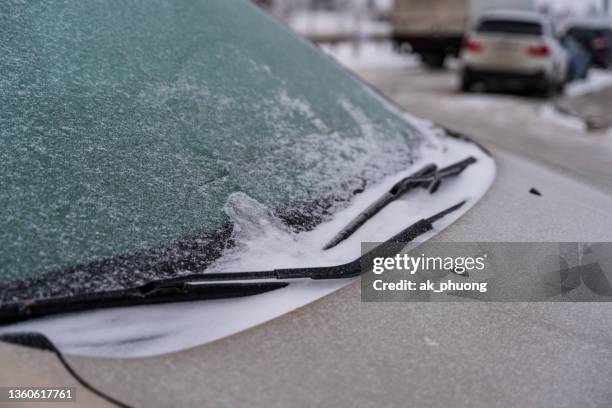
[
  {"xmin": 564, "ymin": 18, "xmax": 612, "ymax": 69},
  {"xmin": 460, "ymin": 10, "xmax": 568, "ymax": 94},
  {"xmin": 562, "ymin": 34, "xmax": 592, "ymax": 81}
]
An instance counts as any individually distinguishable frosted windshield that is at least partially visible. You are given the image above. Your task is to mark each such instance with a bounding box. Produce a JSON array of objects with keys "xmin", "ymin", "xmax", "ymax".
[{"xmin": 1, "ymin": 0, "xmax": 425, "ymax": 299}]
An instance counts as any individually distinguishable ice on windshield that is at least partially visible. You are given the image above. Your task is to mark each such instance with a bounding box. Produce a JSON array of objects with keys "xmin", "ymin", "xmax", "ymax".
[{"xmin": 1, "ymin": 0, "xmax": 427, "ymax": 302}]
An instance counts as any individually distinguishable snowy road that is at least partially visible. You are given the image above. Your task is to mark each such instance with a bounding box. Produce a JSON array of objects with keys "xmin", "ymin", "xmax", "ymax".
[{"xmin": 349, "ymin": 58, "xmax": 612, "ymax": 193}]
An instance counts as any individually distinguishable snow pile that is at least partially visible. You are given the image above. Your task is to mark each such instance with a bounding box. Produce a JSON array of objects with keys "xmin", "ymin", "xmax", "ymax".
[
  {"xmin": 566, "ymin": 69, "xmax": 612, "ymax": 97},
  {"xmin": 539, "ymin": 105, "xmax": 587, "ymax": 132},
  {"xmin": 537, "ymin": 69, "xmax": 612, "ymax": 133},
  {"xmin": 289, "ymin": 10, "xmax": 390, "ymax": 38},
  {"xmin": 321, "ymin": 42, "xmax": 419, "ymax": 70}
]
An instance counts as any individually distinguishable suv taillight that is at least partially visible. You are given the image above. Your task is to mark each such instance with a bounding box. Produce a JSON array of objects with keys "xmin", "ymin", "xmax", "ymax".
[
  {"xmin": 527, "ymin": 44, "xmax": 550, "ymax": 57},
  {"xmin": 463, "ymin": 39, "xmax": 484, "ymax": 53}
]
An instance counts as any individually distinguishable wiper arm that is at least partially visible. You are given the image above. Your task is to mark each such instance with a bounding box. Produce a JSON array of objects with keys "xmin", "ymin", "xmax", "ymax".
[
  {"xmin": 0, "ymin": 201, "xmax": 465, "ymax": 324},
  {"xmin": 149, "ymin": 201, "xmax": 465, "ymax": 284},
  {"xmin": 323, "ymin": 157, "xmax": 477, "ymax": 250}
]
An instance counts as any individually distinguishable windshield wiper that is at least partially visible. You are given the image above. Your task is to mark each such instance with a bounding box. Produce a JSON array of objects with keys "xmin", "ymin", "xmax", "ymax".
[
  {"xmin": 0, "ymin": 282, "xmax": 289, "ymax": 325},
  {"xmin": 147, "ymin": 201, "xmax": 465, "ymax": 284},
  {"xmin": 0, "ymin": 201, "xmax": 465, "ymax": 324},
  {"xmin": 323, "ymin": 157, "xmax": 477, "ymax": 250}
]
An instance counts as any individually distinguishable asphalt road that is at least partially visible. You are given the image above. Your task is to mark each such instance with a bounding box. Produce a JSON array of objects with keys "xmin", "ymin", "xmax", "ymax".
[
  {"xmin": 356, "ymin": 64, "xmax": 612, "ymax": 195},
  {"xmin": 556, "ymin": 87, "xmax": 612, "ymax": 131}
]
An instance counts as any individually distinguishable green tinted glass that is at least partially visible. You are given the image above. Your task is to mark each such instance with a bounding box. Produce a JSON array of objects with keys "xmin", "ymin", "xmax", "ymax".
[{"xmin": 0, "ymin": 0, "xmax": 424, "ymax": 297}]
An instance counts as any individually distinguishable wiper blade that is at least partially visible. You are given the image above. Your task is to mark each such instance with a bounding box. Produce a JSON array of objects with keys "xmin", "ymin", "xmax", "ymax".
[
  {"xmin": 0, "ymin": 201, "xmax": 465, "ymax": 324},
  {"xmin": 323, "ymin": 157, "xmax": 477, "ymax": 250},
  {"xmin": 0, "ymin": 282, "xmax": 288, "ymax": 325},
  {"xmin": 153, "ymin": 201, "xmax": 465, "ymax": 284}
]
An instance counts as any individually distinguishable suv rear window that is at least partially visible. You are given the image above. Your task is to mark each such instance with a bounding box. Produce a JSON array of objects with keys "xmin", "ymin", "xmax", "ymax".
[{"xmin": 477, "ymin": 19, "xmax": 543, "ymax": 36}]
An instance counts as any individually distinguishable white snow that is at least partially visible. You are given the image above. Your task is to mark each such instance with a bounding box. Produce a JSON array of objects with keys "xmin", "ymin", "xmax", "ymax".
[
  {"xmin": 321, "ymin": 41, "xmax": 419, "ymax": 70},
  {"xmin": 539, "ymin": 105, "xmax": 588, "ymax": 132},
  {"xmin": 566, "ymin": 69, "xmax": 612, "ymax": 97},
  {"xmin": 436, "ymin": 92, "xmax": 594, "ymax": 135},
  {"xmin": 288, "ymin": 10, "xmax": 390, "ymax": 38},
  {"xmin": 536, "ymin": 69, "xmax": 612, "ymax": 133}
]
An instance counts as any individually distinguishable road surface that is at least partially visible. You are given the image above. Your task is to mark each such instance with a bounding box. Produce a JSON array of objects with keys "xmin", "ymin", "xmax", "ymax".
[{"xmin": 355, "ymin": 63, "xmax": 612, "ymax": 194}]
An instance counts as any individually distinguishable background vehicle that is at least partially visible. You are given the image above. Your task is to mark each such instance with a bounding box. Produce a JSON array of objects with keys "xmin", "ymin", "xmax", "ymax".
[
  {"xmin": 564, "ymin": 17, "xmax": 612, "ymax": 68},
  {"xmin": 460, "ymin": 11, "xmax": 568, "ymax": 94},
  {"xmin": 391, "ymin": 0, "xmax": 535, "ymax": 68},
  {"xmin": 562, "ymin": 34, "xmax": 592, "ymax": 81},
  {"xmin": 391, "ymin": 0, "xmax": 469, "ymax": 68}
]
